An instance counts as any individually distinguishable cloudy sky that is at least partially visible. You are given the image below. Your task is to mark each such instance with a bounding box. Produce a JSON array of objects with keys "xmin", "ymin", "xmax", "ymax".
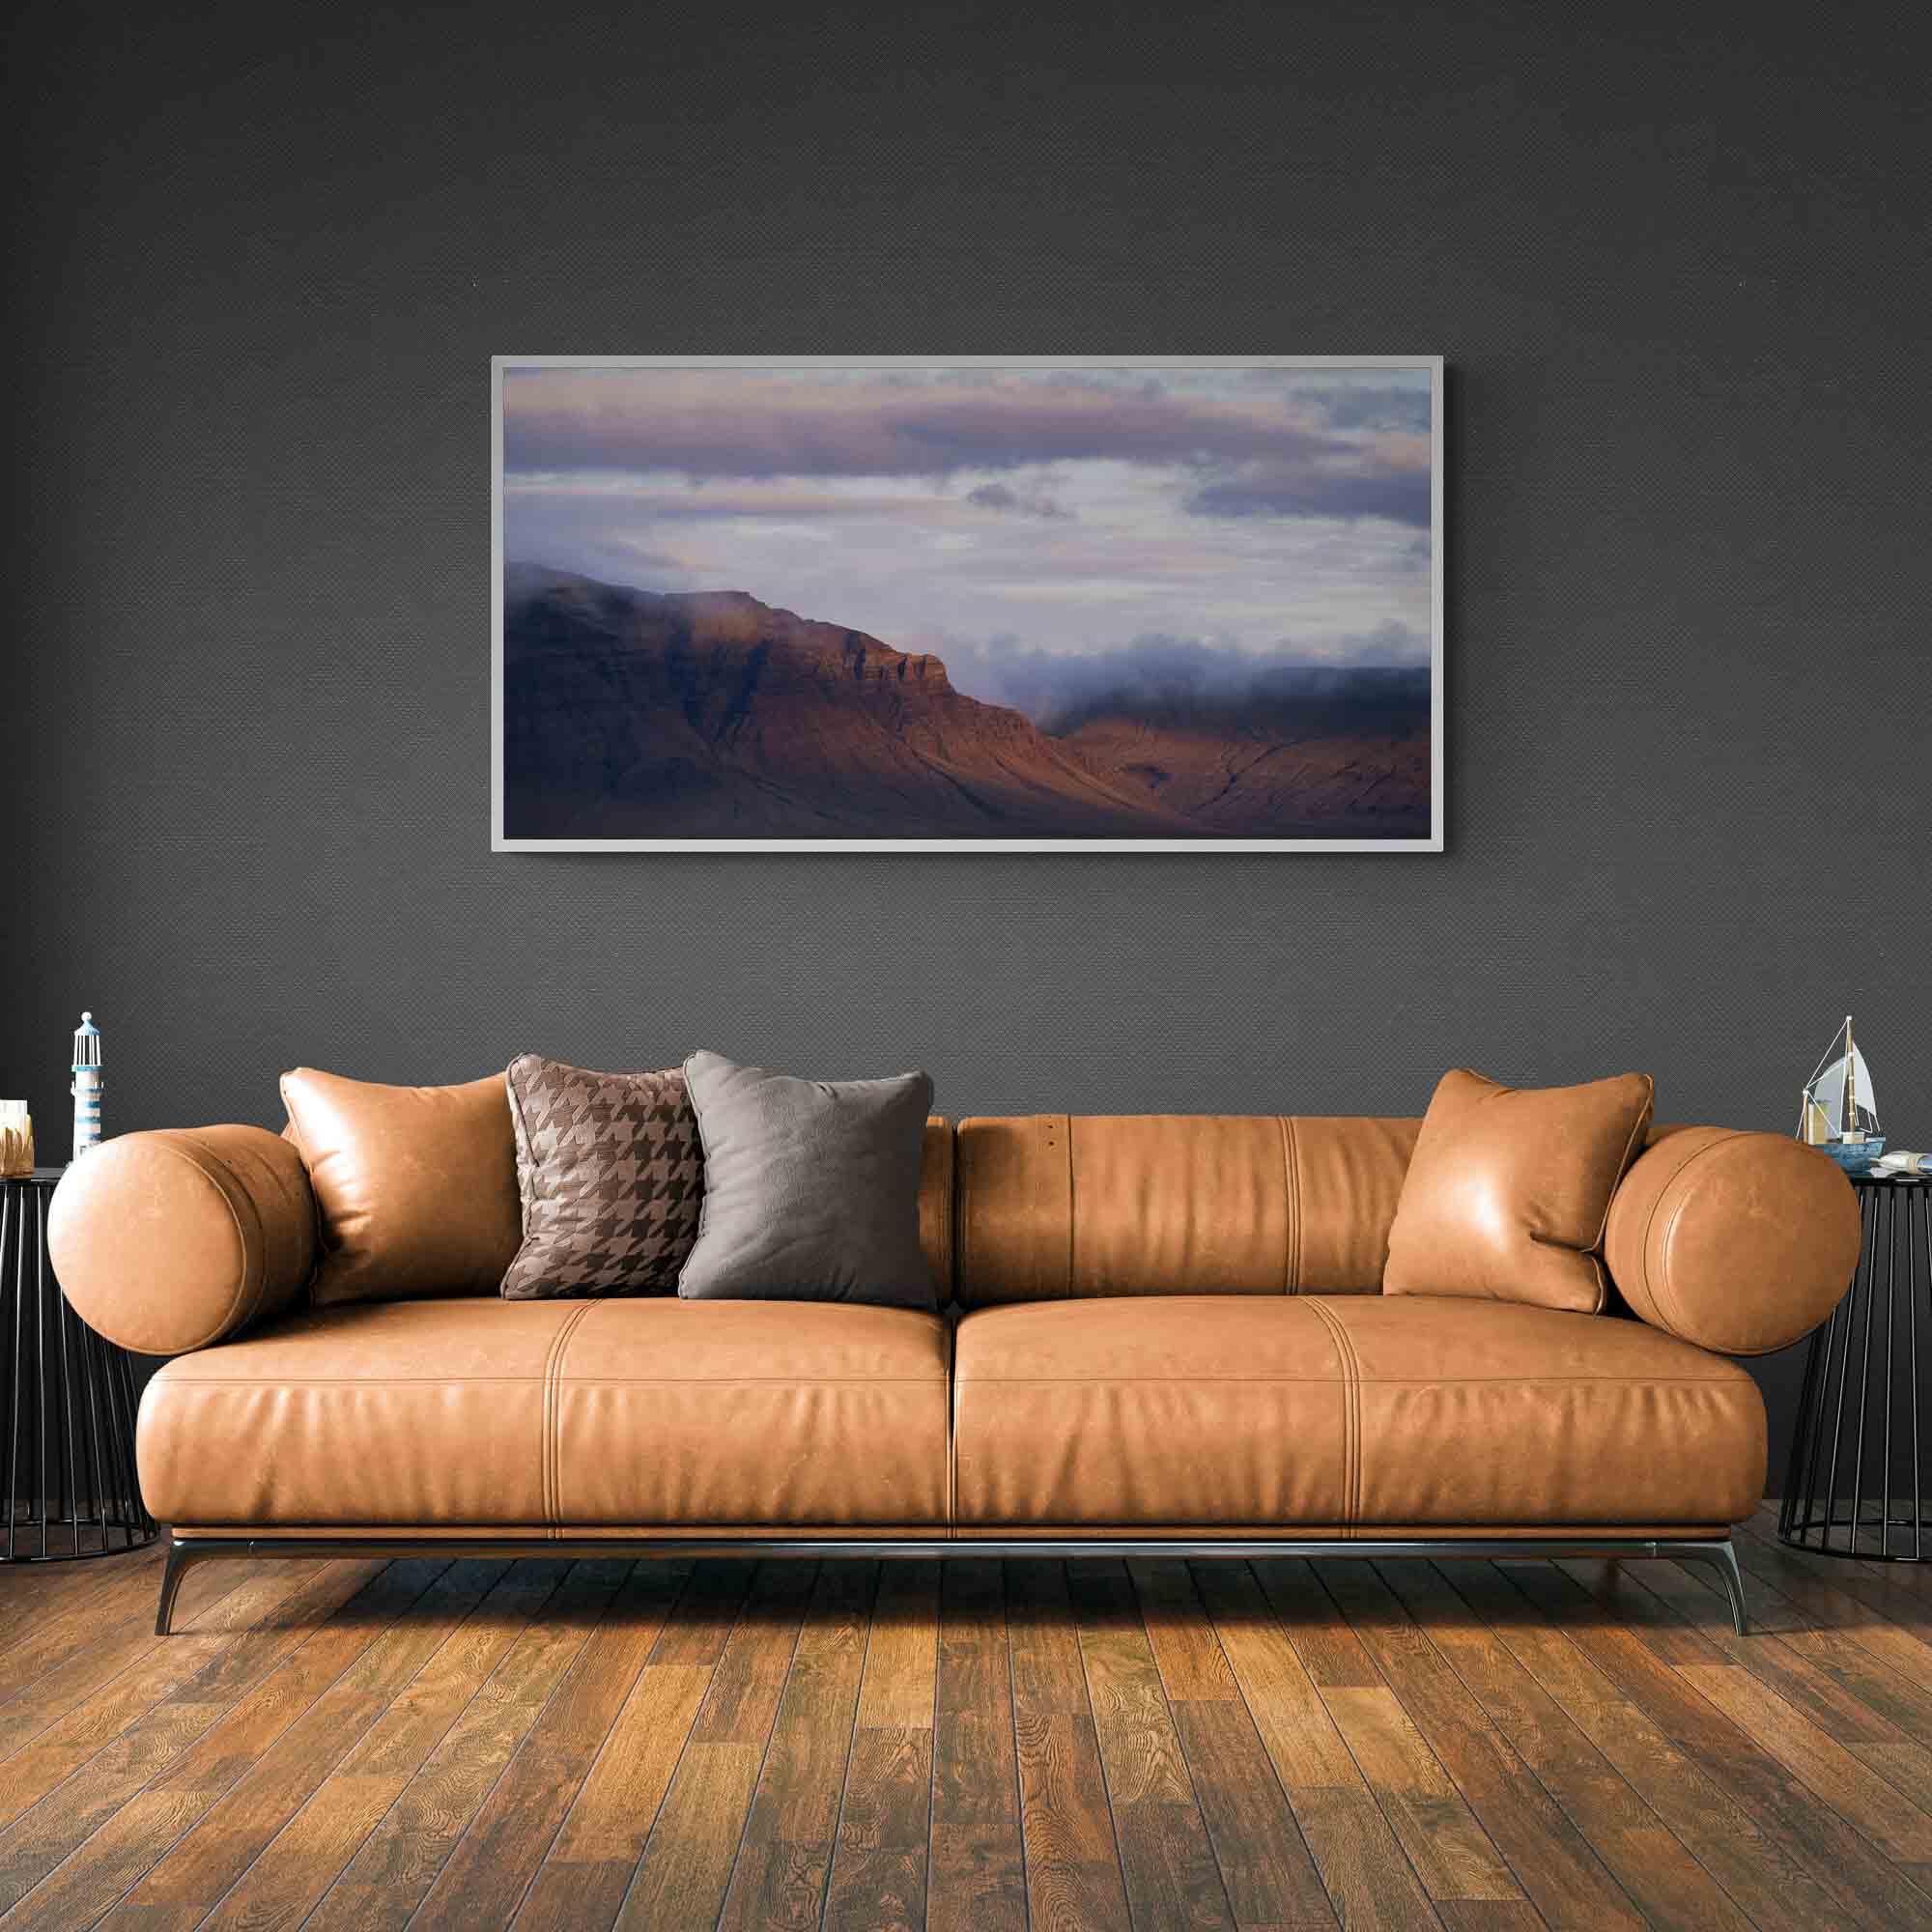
[{"xmin": 501, "ymin": 364, "xmax": 1434, "ymax": 708}]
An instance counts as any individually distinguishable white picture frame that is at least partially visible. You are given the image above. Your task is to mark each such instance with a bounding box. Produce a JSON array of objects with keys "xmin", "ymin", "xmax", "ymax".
[{"xmin": 494, "ymin": 355, "xmax": 1444, "ymax": 852}]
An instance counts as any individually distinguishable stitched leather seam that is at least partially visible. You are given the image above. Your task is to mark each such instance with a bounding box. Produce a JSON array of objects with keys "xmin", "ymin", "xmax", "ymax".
[
  {"xmin": 1034, "ymin": 1114, "xmax": 1072, "ymax": 1300},
  {"xmin": 938, "ymin": 1122, "xmax": 955, "ymax": 1305},
  {"xmin": 153, "ymin": 1374, "xmax": 952, "ymax": 1387},
  {"xmin": 947, "ymin": 1374, "xmax": 1753, "ymax": 1387},
  {"xmin": 1064, "ymin": 1115, "xmax": 1076, "ymax": 1300},
  {"xmin": 1302, "ymin": 1298, "xmax": 1359, "ymax": 1532},
  {"xmin": 1640, "ymin": 1133, "xmax": 1744, "ymax": 1335},
  {"xmin": 1277, "ymin": 1116, "xmax": 1297, "ymax": 1294},
  {"xmin": 154, "ymin": 1371, "xmax": 1747, "ymax": 1391},
  {"xmin": 543, "ymin": 1304, "xmax": 596, "ymax": 1535},
  {"xmin": 173, "ymin": 1521, "xmax": 1733, "ymax": 1537},
  {"xmin": 947, "ymin": 1312, "xmax": 959, "ymax": 1532}
]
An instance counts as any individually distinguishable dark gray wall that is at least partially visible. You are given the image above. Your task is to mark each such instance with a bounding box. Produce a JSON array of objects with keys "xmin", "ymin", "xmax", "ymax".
[{"xmin": 7, "ymin": 1, "xmax": 1929, "ymax": 1460}]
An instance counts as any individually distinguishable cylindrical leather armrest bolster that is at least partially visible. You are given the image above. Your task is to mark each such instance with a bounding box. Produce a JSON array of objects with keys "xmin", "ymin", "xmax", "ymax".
[
  {"xmin": 47, "ymin": 1126, "xmax": 317, "ymax": 1354},
  {"xmin": 1605, "ymin": 1128, "xmax": 1860, "ymax": 1355}
]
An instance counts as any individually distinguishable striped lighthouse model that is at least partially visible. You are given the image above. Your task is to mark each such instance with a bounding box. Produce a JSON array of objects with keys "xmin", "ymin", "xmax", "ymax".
[{"xmin": 71, "ymin": 1011, "xmax": 102, "ymax": 1160}]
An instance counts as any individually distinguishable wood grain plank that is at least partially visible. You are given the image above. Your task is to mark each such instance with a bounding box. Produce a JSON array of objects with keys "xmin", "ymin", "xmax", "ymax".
[
  {"xmin": 514, "ymin": 1664, "xmax": 713, "ymax": 1932},
  {"xmin": 1188, "ymin": 1562, "xmax": 1440, "ymax": 1932},
  {"xmin": 928, "ymin": 1559, "xmax": 1026, "ymax": 1932},
  {"xmin": 0, "ymin": 1560, "xmax": 330, "ymax": 1799},
  {"xmin": 1263, "ymin": 1559, "xmax": 1519, "ymax": 1908},
  {"xmin": 1566, "ymin": 1548, "xmax": 1932, "ymax": 1817},
  {"xmin": 647, "ymin": 1556, "xmax": 755, "ymax": 1666},
  {"xmin": 1496, "ymin": 1557, "xmax": 1932, "ymax": 1930},
  {"xmin": 1412, "ymin": 1559, "xmax": 1853, "ymax": 1932},
  {"xmin": 821, "ymin": 1561, "xmax": 940, "ymax": 1932},
  {"xmin": 92, "ymin": 1557, "xmax": 523, "ymax": 1930},
  {"xmin": 1731, "ymin": 1520, "xmax": 1932, "ymax": 1677},
  {"xmin": 15, "ymin": 1533, "xmax": 1932, "ymax": 1932},
  {"xmin": 299, "ymin": 1559, "xmax": 616, "ymax": 1932},
  {"xmin": 1008, "ymin": 1559, "xmax": 1132, "ymax": 1932},
  {"xmin": 1253, "ymin": 1557, "xmax": 1383, "ymax": 1688},
  {"xmin": 1008, "ymin": 1557, "xmax": 1095, "ymax": 1715},
  {"xmin": 716, "ymin": 1560, "xmax": 878, "ymax": 1932},
  {"xmin": 613, "ymin": 1742, "xmax": 767, "ymax": 1932},
  {"xmin": 1128, "ymin": 1559, "xmax": 1237, "ymax": 1702},
  {"xmin": 0, "ymin": 1558, "xmax": 447, "ymax": 1931},
  {"xmin": 0, "ymin": 1555, "xmax": 269, "ymax": 1756},
  {"xmin": 405, "ymin": 1559, "xmax": 693, "ymax": 1932},
  {"xmin": 1318, "ymin": 1559, "xmax": 1644, "ymax": 1932},
  {"xmin": 1186, "ymin": 1563, "xmax": 1357, "ymax": 1789},
  {"xmin": 1318, "ymin": 1686, "xmax": 1521, "ymax": 1904},
  {"xmin": 196, "ymin": 1557, "xmax": 566, "ymax": 1932},
  {"xmin": 1168, "ymin": 1698, "xmax": 1334, "ymax": 1929},
  {"xmin": 1282, "ymin": 1783, "xmax": 1447, "ymax": 1932},
  {"xmin": 1675, "ymin": 1660, "xmax": 1932, "ymax": 1861},
  {"xmin": 0, "ymin": 1550, "xmax": 192, "ymax": 1706},
  {"xmin": 1066, "ymin": 1559, "xmax": 1232, "ymax": 1930},
  {"xmin": 1434, "ymin": 1901, "xmax": 1550, "ymax": 1931},
  {"xmin": 0, "ymin": 1557, "xmax": 368, "ymax": 1839},
  {"xmin": 0, "ymin": 1558, "xmax": 396, "ymax": 1908},
  {"xmin": 1668, "ymin": 1551, "xmax": 1932, "ymax": 1743},
  {"xmin": 614, "ymin": 1560, "xmax": 818, "ymax": 1932}
]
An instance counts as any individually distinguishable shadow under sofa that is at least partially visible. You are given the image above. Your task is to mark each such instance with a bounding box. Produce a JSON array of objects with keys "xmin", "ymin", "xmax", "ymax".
[{"xmin": 47, "ymin": 1110, "xmax": 1860, "ymax": 1636}]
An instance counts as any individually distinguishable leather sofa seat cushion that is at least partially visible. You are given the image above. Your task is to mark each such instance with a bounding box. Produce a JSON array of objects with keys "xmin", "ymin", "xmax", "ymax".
[
  {"xmin": 281, "ymin": 1066, "xmax": 523, "ymax": 1305},
  {"xmin": 139, "ymin": 1297, "xmax": 950, "ymax": 1528},
  {"xmin": 1384, "ymin": 1068, "xmax": 1654, "ymax": 1313},
  {"xmin": 952, "ymin": 1294, "xmax": 1764, "ymax": 1528}
]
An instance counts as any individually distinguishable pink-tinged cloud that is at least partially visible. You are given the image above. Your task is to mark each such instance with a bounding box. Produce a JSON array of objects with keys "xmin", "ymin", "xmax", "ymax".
[{"xmin": 501, "ymin": 367, "xmax": 1428, "ymax": 525}]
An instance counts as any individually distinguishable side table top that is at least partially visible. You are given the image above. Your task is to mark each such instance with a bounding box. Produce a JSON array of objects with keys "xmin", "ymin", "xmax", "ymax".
[{"xmin": 2, "ymin": 1168, "xmax": 68, "ymax": 1188}]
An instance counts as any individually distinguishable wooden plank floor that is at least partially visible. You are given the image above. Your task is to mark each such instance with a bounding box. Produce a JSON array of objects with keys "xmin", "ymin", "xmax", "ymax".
[{"xmin": 0, "ymin": 1504, "xmax": 1929, "ymax": 1929}]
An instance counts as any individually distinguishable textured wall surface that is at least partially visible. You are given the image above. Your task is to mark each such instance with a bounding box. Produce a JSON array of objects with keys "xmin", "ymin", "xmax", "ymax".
[{"xmin": 7, "ymin": 1, "xmax": 1929, "ymax": 1455}]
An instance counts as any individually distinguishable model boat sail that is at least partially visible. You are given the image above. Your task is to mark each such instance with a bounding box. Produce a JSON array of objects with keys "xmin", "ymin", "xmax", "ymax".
[{"xmin": 1799, "ymin": 1015, "xmax": 1885, "ymax": 1171}]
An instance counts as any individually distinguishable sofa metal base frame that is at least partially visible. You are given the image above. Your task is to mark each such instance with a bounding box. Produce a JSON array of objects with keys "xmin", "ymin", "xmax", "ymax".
[{"xmin": 155, "ymin": 1533, "xmax": 1748, "ymax": 1637}]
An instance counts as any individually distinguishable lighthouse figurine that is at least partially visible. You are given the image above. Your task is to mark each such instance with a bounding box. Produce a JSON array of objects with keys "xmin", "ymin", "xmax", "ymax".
[{"xmin": 71, "ymin": 1011, "xmax": 102, "ymax": 1160}]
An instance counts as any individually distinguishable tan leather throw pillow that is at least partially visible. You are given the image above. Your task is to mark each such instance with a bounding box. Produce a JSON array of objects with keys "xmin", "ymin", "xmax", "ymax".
[
  {"xmin": 1383, "ymin": 1067, "xmax": 1654, "ymax": 1313},
  {"xmin": 281, "ymin": 1066, "xmax": 522, "ymax": 1306}
]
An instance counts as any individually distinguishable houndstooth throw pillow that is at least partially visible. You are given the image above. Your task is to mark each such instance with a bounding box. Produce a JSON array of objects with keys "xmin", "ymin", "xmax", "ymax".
[{"xmin": 499, "ymin": 1054, "xmax": 703, "ymax": 1299}]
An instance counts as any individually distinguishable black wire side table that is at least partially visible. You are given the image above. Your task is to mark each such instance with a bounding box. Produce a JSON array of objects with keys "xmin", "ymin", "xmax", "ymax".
[
  {"xmin": 1779, "ymin": 1174, "xmax": 1928, "ymax": 1560},
  {"xmin": 2, "ymin": 1170, "xmax": 157, "ymax": 1561}
]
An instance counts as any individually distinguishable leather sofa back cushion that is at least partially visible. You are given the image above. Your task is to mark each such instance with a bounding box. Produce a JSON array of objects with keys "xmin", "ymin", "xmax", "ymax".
[
  {"xmin": 281, "ymin": 1066, "xmax": 522, "ymax": 1305},
  {"xmin": 1384, "ymin": 1068, "xmax": 1655, "ymax": 1313},
  {"xmin": 955, "ymin": 1114, "xmax": 1421, "ymax": 1305}
]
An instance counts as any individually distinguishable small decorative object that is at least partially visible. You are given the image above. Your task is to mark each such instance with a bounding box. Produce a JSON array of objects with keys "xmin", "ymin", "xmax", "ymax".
[
  {"xmin": 1873, "ymin": 1149, "xmax": 1932, "ymax": 1179},
  {"xmin": 0, "ymin": 1101, "xmax": 32, "ymax": 1179},
  {"xmin": 71, "ymin": 1011, "xmax": 102, "ymax": 1160},
  {"xmin": 1798, "ymin": 1014, "xmax": 1886, "ymax": 1174}
]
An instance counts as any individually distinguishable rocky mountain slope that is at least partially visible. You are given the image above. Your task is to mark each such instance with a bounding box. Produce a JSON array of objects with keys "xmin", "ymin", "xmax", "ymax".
[{"xmin": 503, "ymin": 569, "xmax": 1429, "ymax": 839}]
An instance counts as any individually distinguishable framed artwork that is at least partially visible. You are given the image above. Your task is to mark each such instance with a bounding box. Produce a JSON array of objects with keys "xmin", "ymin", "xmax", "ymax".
[{"xmin": 493, "ymin": 356, "xmax": 1442, "ymax": 850}]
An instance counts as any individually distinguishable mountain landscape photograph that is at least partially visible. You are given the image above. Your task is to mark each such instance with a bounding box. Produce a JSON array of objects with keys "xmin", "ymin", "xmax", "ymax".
[{"xmin": 497, "ymin": 360, "xmax": 1440, "ymax": 846}]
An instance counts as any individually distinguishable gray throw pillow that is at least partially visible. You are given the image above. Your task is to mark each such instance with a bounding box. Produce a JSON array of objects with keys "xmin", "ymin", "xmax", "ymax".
[{"xmin": 678, "ymin": 1050, "xmax": 936, "ymax": 1308}]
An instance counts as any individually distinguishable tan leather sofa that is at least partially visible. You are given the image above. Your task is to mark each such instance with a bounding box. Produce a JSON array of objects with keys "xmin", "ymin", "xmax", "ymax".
[{"xmin": 48, "ymin": 1111, "xmax": 1860, "ymax": 1635}]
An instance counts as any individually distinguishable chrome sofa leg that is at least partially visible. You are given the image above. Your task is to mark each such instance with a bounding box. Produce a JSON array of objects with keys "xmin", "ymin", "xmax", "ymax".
[
  {"xmin": 155, "ymin": 1537, "xmax": 194, "ymax": 1635},
  {"xmin": 1688, "ymin": 1539, "xmax": 1748, "ymax": 1635}
]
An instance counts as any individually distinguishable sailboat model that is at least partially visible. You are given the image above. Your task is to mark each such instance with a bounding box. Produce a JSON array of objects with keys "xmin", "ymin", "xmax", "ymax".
[{"xmin": 1798, "ymin": 1015, "xmax": 1886, "ymax": 1173}]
